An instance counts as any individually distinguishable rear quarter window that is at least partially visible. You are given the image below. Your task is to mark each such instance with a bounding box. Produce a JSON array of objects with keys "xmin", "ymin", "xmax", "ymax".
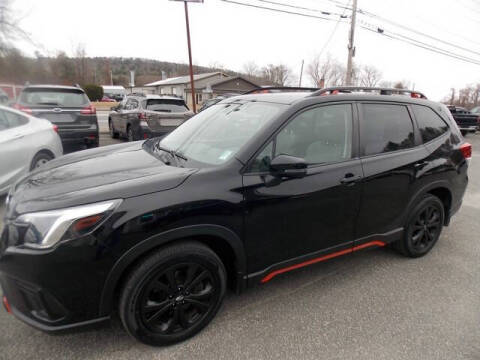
[
  {"xmin": 360, "ymin": 103, "xmax": 415, "ymax": 156},
  {"xmin": 411, "ymin": 105, "xmax": 448, "ymax": 143}
]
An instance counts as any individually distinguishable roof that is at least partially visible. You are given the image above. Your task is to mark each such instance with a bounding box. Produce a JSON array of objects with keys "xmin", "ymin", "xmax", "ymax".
[
  {"xmin": 193, "ymin": 76, "xmax": 259, "ymax": 90},
  {"xmin": 144, "ymin": 72, "xmax": 227, "ymax": 87},
  {"xmin": 23, "ymin": 84, "xmax": 84, "ymax": 91}
]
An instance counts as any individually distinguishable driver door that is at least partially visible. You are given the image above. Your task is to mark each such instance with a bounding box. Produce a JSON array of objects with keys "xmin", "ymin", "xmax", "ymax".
[{"xmin": 242, "ymin": 103, "xmax": 364, "ymax": 279}]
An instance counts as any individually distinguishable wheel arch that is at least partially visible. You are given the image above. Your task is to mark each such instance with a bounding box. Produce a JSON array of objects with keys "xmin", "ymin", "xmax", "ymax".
[
  {"xmin": 405, "ymin": 181, "xmax": 453, "ymax": 226},
  {"xmin": 98, "ymin": 224, "xmax": 246, "ymax": 316},
  {"xmin": 30, "ymin": 149, "xmax": 55, "ymax": 170}
]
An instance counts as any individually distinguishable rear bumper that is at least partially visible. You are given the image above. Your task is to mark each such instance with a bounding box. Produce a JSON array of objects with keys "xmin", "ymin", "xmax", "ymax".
[
  {"xmin": 457, "ymin": 125, "xmax": 478, "ymax": 132},
  {"xmin": 58, "ymin": 130, "xmax": 99, "ymax": 153}
]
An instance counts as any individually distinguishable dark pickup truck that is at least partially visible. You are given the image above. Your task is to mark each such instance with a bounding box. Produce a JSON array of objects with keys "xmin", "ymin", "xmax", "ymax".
[{"xmin": 447, "ymin": 105, "xmax": 479, "ymax": 135}]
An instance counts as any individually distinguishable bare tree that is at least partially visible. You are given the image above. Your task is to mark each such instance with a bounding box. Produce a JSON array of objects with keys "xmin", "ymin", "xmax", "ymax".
[
  {"xmin": 243, "ymin": 61, "xmax": 259, "ymax": 77},
  {"xmin": 261, "ymin": 63, "xmax": 291, "ymax": 86},
  {"xmin": 0, "ymin": 0, "xmax": 29, "ymax": 54},
  {"xmin": 306, "ymin": 54, "xmax": 346, "ymax": 88},
  {"xmin": 359, "ymin": 65, "xmax": 382, "ymax": 87}
]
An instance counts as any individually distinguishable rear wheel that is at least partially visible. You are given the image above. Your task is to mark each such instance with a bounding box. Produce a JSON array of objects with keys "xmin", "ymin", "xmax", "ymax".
[
  {"xmin": 394, "ymin": 194, "xmax": 444, "ymax": 257},
  {"xmin": 109, "ymin": 119, "xmax": 119, "ymax": 139},
  {"xmin": 119, "ymin": 242, "xmax": 226, "ymax": 346},
  {"xmin": 127, "ymin": 125, "xmax": 135, "ymax": 142},
  {"xmin": 30, "ymin": 151, "xmax": 53, "ymax": 171}
]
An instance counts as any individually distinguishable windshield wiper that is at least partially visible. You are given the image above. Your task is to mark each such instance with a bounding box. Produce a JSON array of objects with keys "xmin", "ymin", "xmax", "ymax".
[{"xmin": 154, "ymin": 142, "xmax": 188, "ymax": 163}]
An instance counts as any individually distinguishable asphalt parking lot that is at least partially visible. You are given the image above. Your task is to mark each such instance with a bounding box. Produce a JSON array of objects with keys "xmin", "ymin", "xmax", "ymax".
[{"xmin": 0, "ymin": 134, "xmax": 479, "ymax": 360}]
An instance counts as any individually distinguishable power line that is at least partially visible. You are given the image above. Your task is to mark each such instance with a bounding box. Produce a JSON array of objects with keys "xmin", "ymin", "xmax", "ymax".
[
  {"xmin": 317, "ymin": 0, "xmax": 351, "ymax": 58},
  {"xmin": 220, "ymin": 0, "xmax": 341, "ymax": 21},
  {"xmin": 256, "ymin": 0, "xmax": 346, "ymax": 17},
  {"xmin": 358, "ymin": 21, "xmax": 480, "ymax": 66},
  {"xmin": 357, "ymin": 9, "xmax": 480, "ymax": 58}
]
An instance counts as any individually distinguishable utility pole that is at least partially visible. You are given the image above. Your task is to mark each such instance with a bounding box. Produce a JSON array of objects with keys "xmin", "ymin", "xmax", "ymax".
[
  {"xmin": 345, "ymin": 0, "xmax": 358, "ymax": 86},
  {"xmin": 184, "ymin": 1, "xmax": 197, "ymax": 113},
  {"xmin": 298, "ymin": 59, "xmax": 304, "ymax": 87}
]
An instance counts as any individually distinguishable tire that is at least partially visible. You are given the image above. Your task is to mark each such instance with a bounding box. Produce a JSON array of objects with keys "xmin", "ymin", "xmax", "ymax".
[
  {"xmin": 109, "ymin": 119, "xmax": 119, "ymax": 139},
  {"xmin": 393, "ymin": 194, "xmax": 445, "ymax": 258},
  {"xmin": 30, "ymin": 151, "xmax": 54, "ymax": 171},
  {"xmin": 119, "ymin": 241, "xmax": 227, "ymax": 346},
  {"xmin": 127, "ymin": 125, "xmax": 135, "ymax": 142}
]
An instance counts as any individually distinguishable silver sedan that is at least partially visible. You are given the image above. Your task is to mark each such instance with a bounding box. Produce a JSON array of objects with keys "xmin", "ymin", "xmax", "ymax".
[{"xmin": 0, "ymin": 105, "xmax": 63, "ymax": 195}]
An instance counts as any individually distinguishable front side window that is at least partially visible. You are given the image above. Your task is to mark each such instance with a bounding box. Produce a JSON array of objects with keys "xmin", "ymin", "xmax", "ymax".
[
  {"xmin": 249, "ymin": 104, "xmax": 353, "ymax": 172},
  {"xmin": 276, "ymin": 104, "xmax": 353, "ymax": 164},
  {"xmin": 158, "ymin": 101, "xmax": 284, "ymax": 165},
  {"xmin": 360, "ymin": 104, "xmax": 414, "ymax": 156},
  {"xmin": 412, "ymin": 105, "xmax": 448, "ymax": 143}
]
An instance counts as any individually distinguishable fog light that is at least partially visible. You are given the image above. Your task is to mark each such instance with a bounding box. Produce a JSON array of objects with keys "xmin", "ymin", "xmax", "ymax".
[{"xmin": 3, "ymin": 296, "xmax": 11, "ymax": 314}]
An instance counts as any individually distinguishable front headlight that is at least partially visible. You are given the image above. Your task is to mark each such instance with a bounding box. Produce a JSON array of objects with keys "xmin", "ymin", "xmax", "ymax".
[{"xmin": 15, "ymin": 199, "xmax": 122, "ymax": 249}]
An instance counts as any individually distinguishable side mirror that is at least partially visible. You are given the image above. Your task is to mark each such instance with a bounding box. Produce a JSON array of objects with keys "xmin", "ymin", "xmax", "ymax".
[{"xmin": 270, "ymin": 154, "xmax": 307, "ymax": 178}]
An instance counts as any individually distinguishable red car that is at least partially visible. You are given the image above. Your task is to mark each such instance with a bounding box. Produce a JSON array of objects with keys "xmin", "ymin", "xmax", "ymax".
[{"xmin": 101, "ymin": 95, "xmax": 115, "ymax": 102}]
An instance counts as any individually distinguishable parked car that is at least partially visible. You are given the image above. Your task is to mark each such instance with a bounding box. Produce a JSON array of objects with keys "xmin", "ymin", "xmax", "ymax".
[
  {"xmin": 102, "ymin": 85, "xmax": 126, "ymax": 102},
  {"xmin": 0, "ymin": 88, "xmax": 9, "ymax": 105},
  {"xmin": 12, "ymin": 85, "xmax": 99, "ymax": 153},
  {"xmin": 0, "ymin": 105, "xmax": 62, "ymax": 195},
  {"xmin": 109, "ymin": 94, "xmax": 194, "ymax": 141},
  {"xmin": 100, "ymin": 95, "xmax": 116, "ymax": 102},
  {"xmin": 0, "ymin": 87, "xmax": 470, "ymax": 346},
  {"xmin": 447, "ymin": 105, "xmax": 479, "ymax": 136}
]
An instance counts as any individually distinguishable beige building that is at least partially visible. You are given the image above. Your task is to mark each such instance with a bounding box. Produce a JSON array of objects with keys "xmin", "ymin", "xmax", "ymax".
[{"xmin": 143, "ymin": 72, "xmax": 259, "ymax": 110}]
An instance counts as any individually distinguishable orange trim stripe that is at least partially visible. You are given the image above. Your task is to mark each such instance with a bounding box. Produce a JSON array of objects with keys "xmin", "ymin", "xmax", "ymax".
[{"xmin": 261, "ymin": 240, "xmax": 386, "ymax": 283}]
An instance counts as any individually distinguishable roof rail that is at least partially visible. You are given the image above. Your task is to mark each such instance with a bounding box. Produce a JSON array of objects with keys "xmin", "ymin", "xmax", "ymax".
[
  {"xmin": 311, "ymin": 86, "xmax": 427, "ymax": 99},
  {"xmin": 244, "ymin": 86, "xmax": 318, "ymax": 95}
]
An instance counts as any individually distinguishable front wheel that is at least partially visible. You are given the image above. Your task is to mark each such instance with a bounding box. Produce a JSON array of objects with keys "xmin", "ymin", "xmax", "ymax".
[
  {"xmin": 394, "ymin": 194, "xmax": 444, "ymax": 258},
  {"xmin": 119, "ymin": 242, "xmax": 227, "ymax": 346}
]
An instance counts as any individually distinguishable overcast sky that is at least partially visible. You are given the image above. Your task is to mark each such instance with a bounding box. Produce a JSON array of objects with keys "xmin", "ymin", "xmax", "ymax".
[{"xmin": 11, "ymin": 0, "xmax": 480, "ymax": 101}]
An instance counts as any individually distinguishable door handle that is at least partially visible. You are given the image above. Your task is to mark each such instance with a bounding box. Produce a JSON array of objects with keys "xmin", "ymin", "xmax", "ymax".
[{"xmin": 340, "ymin": 173, "xmax": 362, "ymax": 185}]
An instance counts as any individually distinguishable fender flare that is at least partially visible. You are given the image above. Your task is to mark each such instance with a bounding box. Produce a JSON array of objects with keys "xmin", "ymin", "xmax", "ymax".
[
  {"xmin": 98, "ymin": 224, "xmax": 246, "ymax": 316},
  {"xmin": 402, "ymin": 180, "xmax": 453, "ymax": 224}
]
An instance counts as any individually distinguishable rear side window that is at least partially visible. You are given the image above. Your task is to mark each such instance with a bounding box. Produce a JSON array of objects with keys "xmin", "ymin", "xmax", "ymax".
[
  {"xmin": 19, "ymin": 88, "xmax": 89, "ymax": 107},
  {"xmin": 0, "ymin": 109, "xmax": 28, "ymax": 130},
  {"xmin": 412, "ymin": 105, "xmax": 448, "ymax": 143},
  {"xmin": 360, "ymin": 104, "xmax": 415, "ymax": 156},
  {"xmin": 143, "ymin": 99, "xmax": 189, "ymax": 113}
]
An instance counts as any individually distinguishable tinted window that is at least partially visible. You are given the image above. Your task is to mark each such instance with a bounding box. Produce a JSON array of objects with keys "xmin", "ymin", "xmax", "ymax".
[
  {"xmin": 5, "ymin": 110, "xmax": 28, "ymax": 128},
  {"xmin": 19, "ymin": 88, "xmax": 89, "ymax": 107},
  {"xmin": 361, "ymin": 104, "xmax": 414, "ymax": 156},
  {"xmin": 143, "ymin": 99, "xmax": 188, "ymax": 113},
  {"xmin": 275, "ymin": 104, "xmax": 352, "ymax": 164},
  {"xmin": 412, "ymin": 105, "xmax": 448, "ymax": 143},
  {"xmin": 0, "ymin": 109, "xmax": 10, "ymax": 130}
]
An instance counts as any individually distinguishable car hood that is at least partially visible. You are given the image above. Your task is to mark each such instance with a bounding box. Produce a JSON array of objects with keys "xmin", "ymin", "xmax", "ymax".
[{"xmin": 7, "ymin": 141, "xmax": 197, "ymax": 216}]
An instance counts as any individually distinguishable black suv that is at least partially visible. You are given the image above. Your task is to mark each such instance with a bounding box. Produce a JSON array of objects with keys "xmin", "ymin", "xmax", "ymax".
[
  {"xmin": 109, "ymin": 94, "xmax": 193, "ymax": 141},
  {"xmin": 13, "ymin": 85, "xmax": 99, "ymax": 153},
  {"xmin": 0, "ymin": 87, "xmax": 470, "ymax": 346}
]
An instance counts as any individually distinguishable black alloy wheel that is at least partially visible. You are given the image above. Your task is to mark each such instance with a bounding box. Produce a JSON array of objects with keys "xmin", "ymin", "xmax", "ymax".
[
  {"xmin": 127, "ymin": 126, "xmax": 135, "ymax": 142},
  {"xmin": 119, "ymin": 242, "xmax": 226, "ymax": 346},
  {"xmin": 395, "ymin": 194, "xmax": 445, "ymax": 257},
  {"xmin": 109, "ymin": 120, "xmax": 118, "ymax": 139}
]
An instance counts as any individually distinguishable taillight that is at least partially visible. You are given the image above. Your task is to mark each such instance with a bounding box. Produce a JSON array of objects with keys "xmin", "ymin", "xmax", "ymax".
[
  {"xmin": 476, "ymin": 116, "xmax": 480, "ymax": 124},
  {"xmin": 460, "ymin": 142, "xmax": 472, "ymax": 159},
  {"xmin": 52, "ymin": 125, "xmax": 58, "ymax": 133},
  {"xmin": 80, "ymin": 105, "xmax": 96, "ymax": 115},
  {"xmin": 410, "ymin": 92, "xmax": 423, "ymax": 99},
  {"xmin": 138, "ymin": 112, "xmax": 147, "ymax": 120},
  {"xmin": 2, "ymin": 296, "xmax": 11, "ymax": 314},
  {"xmin": 13, "ymin": 103, "xmax": 32, "ymax": 114}
]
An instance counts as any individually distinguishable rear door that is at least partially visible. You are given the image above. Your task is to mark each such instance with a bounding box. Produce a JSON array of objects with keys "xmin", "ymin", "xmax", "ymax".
[
  {"xmin": 18, "ymin": 88, "xmax": 93, "ymax": 133},
  {"xmin": 356, "ymin": 102, "xmax": 429, "ymax": 241}
]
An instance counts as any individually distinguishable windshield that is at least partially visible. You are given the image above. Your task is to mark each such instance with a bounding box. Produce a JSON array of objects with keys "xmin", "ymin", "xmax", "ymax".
[
  {"xmin": 144, "ymin": 99, "xmax": 189, "ymax": 113},
  {"xmin": 20, "ymin": 88, "xmax": 89, "ymax": 107},
  {"xmin": 158, "ymin": 101, "xmax": 284, "ymax": 165}
]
